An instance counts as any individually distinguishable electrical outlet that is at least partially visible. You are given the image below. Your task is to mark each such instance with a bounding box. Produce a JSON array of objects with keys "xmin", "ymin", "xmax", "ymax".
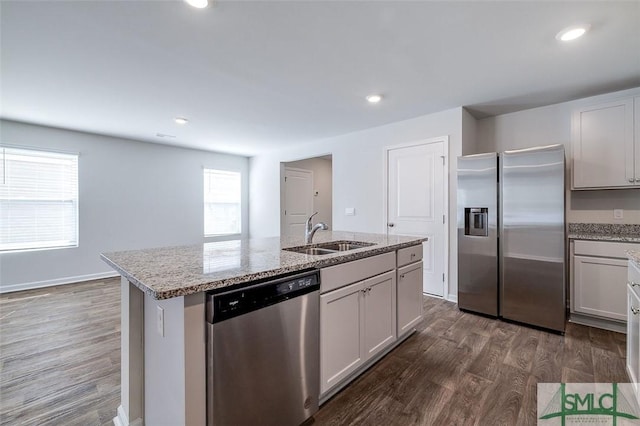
[
  {"xmin": 157, "ymin": 306, "xmax": 164, "ymax": 337},
  {"xmin": 613, "ymin": 209, "xmax": 623, "ymax": 220},
  {"xmin": 345, "ymin": 207, "xmax": 355, "ymax": 216}
]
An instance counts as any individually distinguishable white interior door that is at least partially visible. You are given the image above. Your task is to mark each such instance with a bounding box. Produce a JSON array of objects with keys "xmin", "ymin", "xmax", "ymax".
[
  {"xmin": 283, "ymin": 167, "xmax": 314, "ymax": 237},
  {"xmin": 387, "ymin": 140, "xmax": 447, "ymax": 296}
]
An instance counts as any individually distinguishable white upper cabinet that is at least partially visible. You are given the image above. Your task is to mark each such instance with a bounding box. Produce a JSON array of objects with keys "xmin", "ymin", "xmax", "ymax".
[{"xmin": 572, "ymin": 97, "xmax": 638, "ymax": 189}]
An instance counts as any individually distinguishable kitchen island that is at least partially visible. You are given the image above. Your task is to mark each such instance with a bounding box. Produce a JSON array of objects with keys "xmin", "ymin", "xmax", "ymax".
[{"xmin": 101, "ymin": 231, "xmax": 426, "ymax": 426}]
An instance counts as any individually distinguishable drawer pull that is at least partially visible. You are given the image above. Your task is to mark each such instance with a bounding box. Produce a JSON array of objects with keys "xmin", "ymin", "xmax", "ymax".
[
  {"xmin": 632, "ymin": 307, "xmax": 640, "ymax": 315},
  {"xmin": 631, "ymin": 282, "xmax": 640, "ymax": 288}
]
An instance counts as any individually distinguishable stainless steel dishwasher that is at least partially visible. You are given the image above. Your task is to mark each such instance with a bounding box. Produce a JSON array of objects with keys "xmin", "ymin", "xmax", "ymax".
[{"xmin": 206, "ymin": 270, "xmax": 320, "ymax": 426}]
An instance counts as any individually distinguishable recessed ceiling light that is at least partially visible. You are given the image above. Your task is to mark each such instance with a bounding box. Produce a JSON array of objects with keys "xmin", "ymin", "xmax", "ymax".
[
  {"xmin": 174, "ymin": 117, "xmax": 189, "ymax": 125},
  {"xmin": 366, "ymin": 94, "xmax": 382, "ymax": 104},
  {"xmin": 184, "ymin": 0, "xmax": 208, "ymax": 8},
  {"xmin": 556, "ymin": 25, "xmax": 590, "ymax": 42}
]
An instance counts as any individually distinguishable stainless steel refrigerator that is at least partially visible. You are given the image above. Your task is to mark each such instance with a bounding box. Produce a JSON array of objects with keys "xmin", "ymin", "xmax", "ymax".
[{"xmin": 457, "ymin": 144, "xmax": 566, "ymax": 332}]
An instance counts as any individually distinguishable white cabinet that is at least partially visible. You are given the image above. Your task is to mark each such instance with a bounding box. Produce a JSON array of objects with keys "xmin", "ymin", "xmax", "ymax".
[
  {"xmin": 363, "ymin": 272, "xmax": 397, "ymax": 360},
  {"xmin": 319, "ymin": 280, "xmax": 366, "ymax": 394},
  {"xmin": 397, "ymin": 260, "xmax": 424, "ymax": 337},
  {"xmin": 628, "ymin": 261, "xmax": 640, "ymax": 401},
  {"xmin": 320, "ymin": 270, "xmax": 396, "ymax": 395},
  {"xmin": 574, "ymin": 255, "xmax": 629, "ymax": 321},
  {"xmin": 572, "ymin": 97, "xmax": 639, "ymax": 189},
  {"xmin": 571, "ymin": 240, "xmax": 639, "ymax": 325}
]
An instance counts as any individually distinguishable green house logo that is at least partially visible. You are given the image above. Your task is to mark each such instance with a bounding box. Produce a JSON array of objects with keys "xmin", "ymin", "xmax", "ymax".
[{"xmin": 539, "ymin": 383, "xmax": 640, "ymax": 425}]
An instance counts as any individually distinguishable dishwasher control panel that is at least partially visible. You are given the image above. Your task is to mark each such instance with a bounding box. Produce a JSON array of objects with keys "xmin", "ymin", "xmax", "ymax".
[{"xmin": 207, "ymin": 270, "xmax": 320, "ymax": 323}]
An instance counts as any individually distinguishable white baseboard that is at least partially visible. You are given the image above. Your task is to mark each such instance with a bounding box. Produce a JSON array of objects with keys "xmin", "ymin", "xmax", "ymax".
[
  {"xmin": 569, "ymin": 313, "xmax": 626, "ymax": 334},
  {"xmin": 112, "ymin": 405, "xmax": 126, "ymax": 426},
  {"xmin": 113, "ymin": 405, "xmax": 143, "ymax": 426},
  {"xmin": 421, "ymin": 293, "xmax": 458, "ymax": 304},
  {"xmin": 0, "ymin": 271, "xmax": 119, "ymax": 294}
]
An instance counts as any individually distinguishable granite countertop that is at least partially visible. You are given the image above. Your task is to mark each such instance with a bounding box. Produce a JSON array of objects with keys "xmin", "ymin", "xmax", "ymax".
[
  {"xmin": 567, "ymin": 223, "xmax": 640, "ymax": 243},
  {"xmin": 628, "ymin": 250, "xmax": 640, "ymax": 268},
  {"xmin": 101, "ymin": 231, "xmax": 426, "ymax": 300}
]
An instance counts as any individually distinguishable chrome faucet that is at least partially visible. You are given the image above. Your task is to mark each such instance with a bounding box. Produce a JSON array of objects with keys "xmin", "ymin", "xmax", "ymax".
[{"xmin": 305, "ymin": 212, "xmax": 328, "ymax": 244}]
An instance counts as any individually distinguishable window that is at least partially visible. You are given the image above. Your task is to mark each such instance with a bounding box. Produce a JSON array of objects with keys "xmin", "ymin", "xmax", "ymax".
[
  {"xmin": 0, "ymin": 147, "xmax": 79, "ymax": 252},
  {"xmin": 204, "ymin": 169, "xmax": 241, "ymax": 236}
]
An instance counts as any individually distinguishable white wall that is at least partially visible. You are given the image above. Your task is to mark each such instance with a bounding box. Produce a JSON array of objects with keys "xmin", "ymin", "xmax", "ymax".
[
  {"xmin": 0, "ymin": 120, "xmax": 249, "ymax": 291},
  {"xmin": 461, "ymin": 107, "xmax": 478, "ymax": 155},
  {"xmin": 250, "ymin": 107, "xmax": 468, "ymax": 301},
  {"xmin": 283, "ymin": 157, "xmax": 333, "ymax": 229},
  {"xmin": 477, "ymin": 87, "xmax": 640, "ymax": 224}
]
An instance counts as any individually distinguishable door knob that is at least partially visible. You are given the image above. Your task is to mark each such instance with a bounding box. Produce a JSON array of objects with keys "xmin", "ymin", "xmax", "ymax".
[{"xmin": 387, "ymin": 223, "xmax": 395, "ymax": 228}]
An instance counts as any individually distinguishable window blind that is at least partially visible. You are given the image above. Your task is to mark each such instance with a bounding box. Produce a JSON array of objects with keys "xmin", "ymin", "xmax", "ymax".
[
  {"xmin": 0, "ymin": 147, "xmax": 79, "ymax": 252},
  {"xmin": 204, "ymin": 169, "xmax": 241, "ymax": 236}
]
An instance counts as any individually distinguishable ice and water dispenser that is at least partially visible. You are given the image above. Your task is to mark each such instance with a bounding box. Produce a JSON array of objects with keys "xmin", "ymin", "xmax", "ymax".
[{"xmin": 464, "ymin": 208, "xmax": 489, "ymax": 237}]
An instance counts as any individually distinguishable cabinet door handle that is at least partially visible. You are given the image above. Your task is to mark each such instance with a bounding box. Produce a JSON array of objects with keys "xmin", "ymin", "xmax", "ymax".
[
  {"xmin": 367, "ymin": 287, "xmax": 371, "ymax": 293},
  {"xmin": 636, "ymin": 178, "xmax": 640, "ymax": 182},
  {"xmin": 629, "ymin": 178, "xmax": 635, "ymax": 183},
  {"xmin": 632, "ymin": 307, "xmax": 640, "ymax": 315},
  {"xmin": 387, "ymin": 223, "xmax": 395, "ymax": 228},
  {"xmin": 400, "ymin": 274, "xmax": 405, "ymax": 279},
  {"xmin": 630, "ymin": 282, "xmax": 639, "ymax": 288},
  {"xmin": 410, "ymin": 253, "xmax": 416, "ymax": 258}
]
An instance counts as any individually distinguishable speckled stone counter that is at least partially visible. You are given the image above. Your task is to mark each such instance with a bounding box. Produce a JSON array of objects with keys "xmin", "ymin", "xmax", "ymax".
[
  {"xmin": 101, "ymin": 231, "xmax": 426, "ymax": 300},
  {"xmin": 628, "ymin": 250, "xmax": 640, "ymax": 268},
  {"xmin": 568, "ymin": 223, "xmax": 640, "ymax": 243}
]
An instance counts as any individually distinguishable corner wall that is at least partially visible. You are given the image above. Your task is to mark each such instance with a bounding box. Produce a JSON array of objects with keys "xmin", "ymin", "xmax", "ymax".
[
  {"xmin": 0, "ymin": 120, "xmax": 250, "ymax": 291},
  {"xmin": 250, "ymin": 107, "xmax": 470, "ymax": 301}
]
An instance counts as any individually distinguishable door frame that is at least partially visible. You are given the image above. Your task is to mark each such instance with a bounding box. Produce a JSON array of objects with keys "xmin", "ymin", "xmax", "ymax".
[
  {"xmin": 383, "ymin": 136, "xmax": 450, "ymax": 299},
  {"xmin": 281, "ymin": 166, "xmax": 314, "ymax": 238}
]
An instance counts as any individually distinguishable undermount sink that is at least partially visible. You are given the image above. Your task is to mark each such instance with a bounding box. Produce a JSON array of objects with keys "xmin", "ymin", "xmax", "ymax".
[
  {"xmin": 295, "ymin": 247, "xmax": 338, "ymax": 256},
  {"xmin": 315, "ymin": 241, "xmax": 375, "ymax": 251},
  {"xmin": 283, "ymin": 240, "xmax": 375, "ymax": 256}
]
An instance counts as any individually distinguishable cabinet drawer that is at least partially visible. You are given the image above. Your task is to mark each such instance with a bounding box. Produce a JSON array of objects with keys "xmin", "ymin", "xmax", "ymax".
[
  {"xmin": 397, "ymin": 244, "xmax": 423, "ymax": 268},
  {"xmin": 574, "ymin": 240, "xmax": 639, "ymax": 259},
  {"xmin": 320, "ymin": 252, "xmax": 395, "ymax": 293}
]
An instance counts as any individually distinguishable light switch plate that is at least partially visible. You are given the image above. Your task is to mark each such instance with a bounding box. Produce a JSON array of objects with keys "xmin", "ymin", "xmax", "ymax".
[
  {"xmin": 345, "ymin": 207, "xmax": 355, "ymax": 216},
  {"xmin": 157, "ymin": 306, "xmax": 164, "ymax": 337},
  {"xmin": 613, "ymin": 209, "xmax": 623, "ymax": 219}
]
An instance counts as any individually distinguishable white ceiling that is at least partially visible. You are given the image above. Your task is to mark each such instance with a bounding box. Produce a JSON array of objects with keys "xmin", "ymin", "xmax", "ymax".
[{"xmin": 1, "ymin": 1, "xmax": 639, "ymax": 156}]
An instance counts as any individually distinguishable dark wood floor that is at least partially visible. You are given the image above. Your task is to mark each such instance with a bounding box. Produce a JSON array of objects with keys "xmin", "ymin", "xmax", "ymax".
[
  {"xmin": 314, "ymin": 297, "xmax": 629, "ymax": 426},
  {"xmin": 0, "ymin": 278, "xmax": 629, "ymax": 425},
  {"xmin": 0, "ymin": 278, "xmax": 121, "ymax": 426}
]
